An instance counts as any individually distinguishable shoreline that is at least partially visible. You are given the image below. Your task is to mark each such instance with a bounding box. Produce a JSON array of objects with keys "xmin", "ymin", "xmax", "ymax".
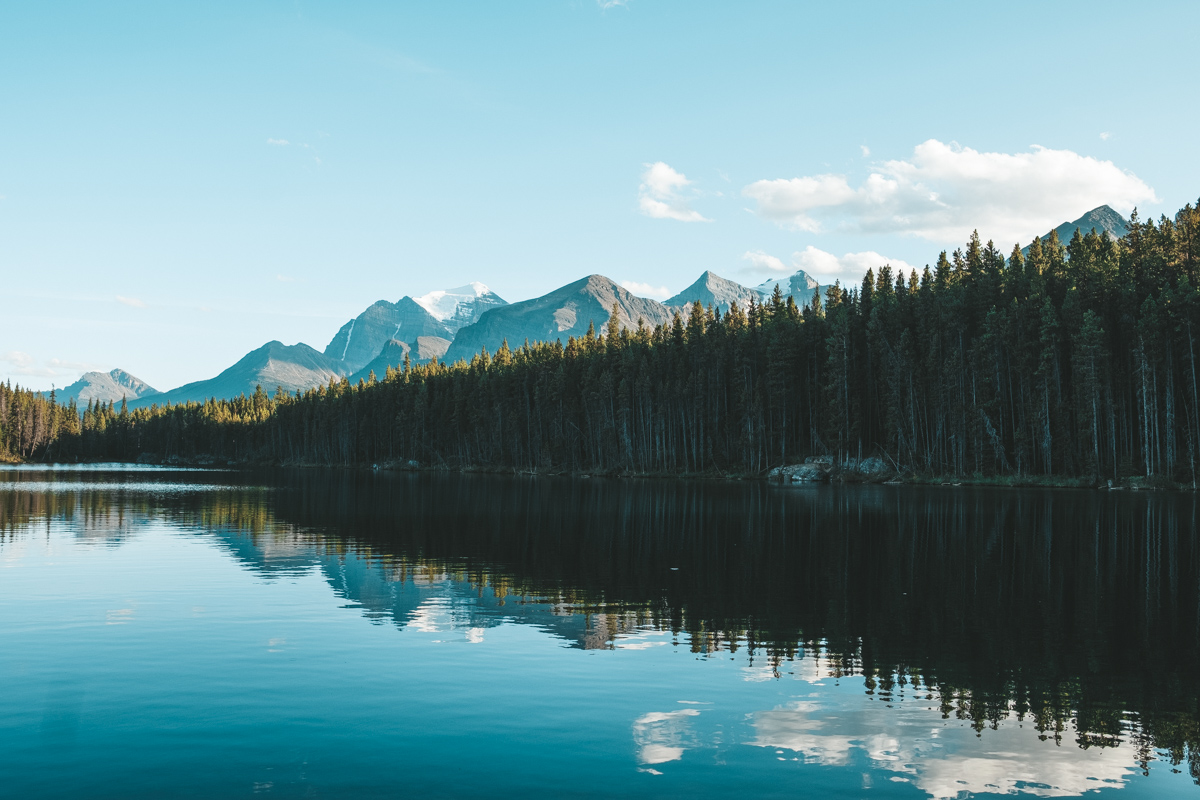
[{"xmin": 4, "ymin": 455, "xmax": 1197, "ymax": 492}]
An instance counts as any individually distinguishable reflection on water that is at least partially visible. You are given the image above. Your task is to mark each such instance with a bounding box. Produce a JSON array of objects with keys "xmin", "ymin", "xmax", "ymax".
[{"xmin": 1, "ymin": 466, "xmax": 1198, "ymax": 798}]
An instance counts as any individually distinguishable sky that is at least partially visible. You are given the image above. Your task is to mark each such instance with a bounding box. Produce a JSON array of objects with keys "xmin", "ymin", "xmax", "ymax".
[{"xmin": 3, "ymin": 0, "xmax": 1198, "ymax": 391}]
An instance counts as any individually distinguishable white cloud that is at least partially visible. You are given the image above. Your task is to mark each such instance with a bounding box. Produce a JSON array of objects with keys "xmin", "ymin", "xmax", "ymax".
[
  {"xmin": 1, "ymin": 351, "xmax": 56, "ymax": 379},
  {"xmin": 741, "ymin": 250, "xmax": 789, "ymax": 273},
  {"xmin": 638, "ymin": 162, "xmax": 711, "ymax": 223},
  {"xmin": 2, "ymin": 351, "xmax": 33, "ymax": 368},
  {"xmin": 749, "ymin": 698, "xmax": 1137, "ymax": 799},
  {"xmin": 621, "ymin": 280, "xmax": 672, "ymax": 299},
  {"xmin": 115, "ymin": 295, "xmax": 146, "ymax": 308},
  {"xmin": 860, "ymin": 145, "xmax": 870, "ymax": 157},
  {"xmin": 267, "ymin": 138, "xmax": 290, "ymax": 146},
  {"xmin": 743, "ymin": 247, "xmax": 913, "ymax": 283},
  {"xmin": 743, "ymin": 139, "xmax": 1157, "ymax": 245},
  {"xmin": 742, "ymin": 173, "xmax": 856, "ymax": 233},
  {"xmin": 597, "ymin": 0, "xmax": 628, "ymax": 8},
  {"xmin": 1100, "ymin": 132, "xmax": 1111, "ymax": 141},
  {"xmin": 632, "ymin": 709, "xmax": 700, "ymax": 765},
  {"xmin": 793, "ymin": 246, "xmax": 915, "ymax": 279}
]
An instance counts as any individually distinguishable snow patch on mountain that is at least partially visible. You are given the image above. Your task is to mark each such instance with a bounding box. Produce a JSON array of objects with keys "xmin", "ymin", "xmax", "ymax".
[{"xmin": 413, "ymin": 283, "xmax": 508, "ymax": 335}]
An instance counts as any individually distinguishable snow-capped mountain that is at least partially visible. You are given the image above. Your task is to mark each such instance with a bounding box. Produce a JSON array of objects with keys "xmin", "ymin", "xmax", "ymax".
[
  {"xmin": 414, "ymin": 283, "xmax": 508, "ymax": 336},
  {"xmin": 754, "ymin": 270, "xmax": 832, "ymax": 308}
]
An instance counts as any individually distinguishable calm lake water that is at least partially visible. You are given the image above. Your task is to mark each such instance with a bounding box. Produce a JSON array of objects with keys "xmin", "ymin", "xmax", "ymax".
[{"xmin": 2, "ymin": 466, "xmax": 1198, "ymax": 799}]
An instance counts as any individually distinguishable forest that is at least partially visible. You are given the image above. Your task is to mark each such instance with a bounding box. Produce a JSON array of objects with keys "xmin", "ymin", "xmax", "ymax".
[{"xmin": 3, "ymin": 199, "xmax": 1200, "ymax": 484}]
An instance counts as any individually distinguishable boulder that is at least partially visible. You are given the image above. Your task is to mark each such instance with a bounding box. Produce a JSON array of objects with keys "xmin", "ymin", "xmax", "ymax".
[
  {"xmin": 844, "ymin": 456, "xmax": 891, "ymax": 480},
  {"xmin": 769, "ymin": 461, "xmax": 832, "ymax": 483}
]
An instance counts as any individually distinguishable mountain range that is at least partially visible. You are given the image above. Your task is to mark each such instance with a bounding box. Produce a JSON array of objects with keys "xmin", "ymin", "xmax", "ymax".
[
  {"xmin": 60, "ymin": 205, "xmax": 1125, "ymax": 407},
  {"xmin": 444, "ymin": 275, "xmax": 675, "ymax": 364},
  {"xmin": 127, "ymin": 342, "xmax": 348, "ymax": 408}
]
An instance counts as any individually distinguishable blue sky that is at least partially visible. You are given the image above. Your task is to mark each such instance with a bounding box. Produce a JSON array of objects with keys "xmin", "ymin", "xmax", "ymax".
[{"xmin": 3, "ymin": 0, "xmax": 1198, "ymax": 391}]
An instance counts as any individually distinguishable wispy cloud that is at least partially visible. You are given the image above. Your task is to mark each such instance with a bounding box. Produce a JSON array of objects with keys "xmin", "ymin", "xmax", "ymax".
[
  {"xmin": 267, "ymin": 138, "xmax": 323, "ymax": 165},
  {"xmin": 621, "ymin": 280, "xmax": 672, "ymax": 299},
  {"xmin": 860, "ymin": 145, "xmax": 870, "ymax": 157},
  {"xmin": 3, "ymin": 351, "xmax": 34, "ymax": 369},
  {"xmin": 48, "ymin": 357, "xmax": 103, "ymax": 372},
  {"xmin": 1, "ymin": 351, "xmax": 56, "ymax": 378},
  {"xmin": 743, "ymin": 247, "xmax": 914, "ymax": 283},
  {"xmin": 116, "ymin": 295, "xmax": 146, "ymax": 308},
  {"xmin": 638, "ymin": 162, "xmax": 711, "ymax": 223},
  {"xmin": 597, "ymin": 0, "xmax": 629, "ymax": 8},
  {"xmin": 743, "ymin": 139, "xmax": 1157, "ymax": 245}
]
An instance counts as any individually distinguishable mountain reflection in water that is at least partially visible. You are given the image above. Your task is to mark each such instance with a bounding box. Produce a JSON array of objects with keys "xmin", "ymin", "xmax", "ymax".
[{"xmin": 1, "ymin": 467, "xmax": 1198, "ymax": 797}]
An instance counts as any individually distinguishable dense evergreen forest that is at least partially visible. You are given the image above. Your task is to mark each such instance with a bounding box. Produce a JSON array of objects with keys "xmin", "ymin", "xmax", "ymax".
[{"xmin": 4, "ymin": 200, "xmax": 1200, "ymax": 483}]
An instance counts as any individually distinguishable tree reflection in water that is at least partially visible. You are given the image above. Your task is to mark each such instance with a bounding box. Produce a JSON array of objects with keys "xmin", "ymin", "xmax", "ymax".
[{"xmin": 3, "ymin": 467, "xmax": 1198, "ymax": 784}]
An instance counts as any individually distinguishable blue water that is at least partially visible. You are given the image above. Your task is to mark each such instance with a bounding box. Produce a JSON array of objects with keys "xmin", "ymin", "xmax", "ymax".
[{"xmin": 1, "ymin": 466, "xmax": 1196, "ymax": 798}]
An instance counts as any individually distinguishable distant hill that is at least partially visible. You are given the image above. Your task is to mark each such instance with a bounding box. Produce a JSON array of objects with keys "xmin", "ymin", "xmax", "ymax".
[
  {"xmin": 1022, "ymin": 205, "xmax": 1130, "ymax": 256},
  {"xmin": 444, "ymin": 275, "xmax": 673, "ymax": 364},
  {"xmin": 129, "ymin": 341, "xmax": 347, "ymax": 407},
  {"xmin": 413, "ymin": 282, "xmax": 508, "ymax": 336},
  {"xmin": 754, "ymin": 270, "xmax": 833, "ymax": 308},
  {"xmin": 665, "ymin": 271, "xmax": 760, "ymax": 313},
  {"xmin": 49, "ymin": 368, "xmax": 158, "ymax": 406},
  {"xmin": 324, "ymin": 298, "xmax": 451, "ymax": 373},
  {"xmin": 348, "ymin": 336, "xmax": 451, "ymax": 383}
]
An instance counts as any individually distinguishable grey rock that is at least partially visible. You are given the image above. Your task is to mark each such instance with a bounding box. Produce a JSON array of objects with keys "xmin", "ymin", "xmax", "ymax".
[
  {"xmin": 839, "ymin": 456, "xmax": 893, "ymax": 481},
  {"xmin": 769, "ymin": 461, "xmax": 833, "ymax": 483}
]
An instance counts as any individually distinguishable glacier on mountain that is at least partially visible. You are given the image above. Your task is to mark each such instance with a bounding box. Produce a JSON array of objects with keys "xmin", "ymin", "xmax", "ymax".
[{"xmin": 414, "ymin": 283, "xmax": 508, "ymax": 335}]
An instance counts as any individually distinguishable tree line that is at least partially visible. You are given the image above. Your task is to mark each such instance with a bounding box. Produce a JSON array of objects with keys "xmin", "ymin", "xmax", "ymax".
[{"xmin": 4, "ymin": 199, "xmax": 1200, "ymax": 482}]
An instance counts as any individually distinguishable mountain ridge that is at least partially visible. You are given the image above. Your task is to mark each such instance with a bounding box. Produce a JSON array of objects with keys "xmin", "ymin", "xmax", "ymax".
[
  {"xmin": 48, "ymin": 368, "xmax": 158, "ymax": 406},
  {"xmin": 665, "ymin": 270, "xmax": 761, "ymax": 312},
  {"xmin": 444, "ymin": 275, "xmax": 674, "ymax": 364},
  {"xmin": 128, "ymin": 341, "xmax": 347, "ymax": 408},
  {"xmin": 348, "ymin": 336, "xmax": 452, "ymax": 384},
  {"xmin": 1022, "ymin": 204, "xmax": 1130, "ymax": 256},
  {"xmin": 323, "ymin": 297, "xmax": 451, "ymax": 373}
]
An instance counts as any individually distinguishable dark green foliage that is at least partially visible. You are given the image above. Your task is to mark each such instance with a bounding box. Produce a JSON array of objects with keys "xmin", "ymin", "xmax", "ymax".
[
  {"xmin": 7, "ymin": 200, "xmax": 1200, "ymax": 480},
  {"xmin": 0, "ymin": 384, "xmax": 80, "ymax": 462}
]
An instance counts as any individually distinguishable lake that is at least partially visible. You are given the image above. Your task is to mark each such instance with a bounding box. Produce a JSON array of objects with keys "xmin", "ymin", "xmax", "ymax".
[{"xmin": 1, "ymin": 466, "xmax": 1197, "ymax": 798}]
